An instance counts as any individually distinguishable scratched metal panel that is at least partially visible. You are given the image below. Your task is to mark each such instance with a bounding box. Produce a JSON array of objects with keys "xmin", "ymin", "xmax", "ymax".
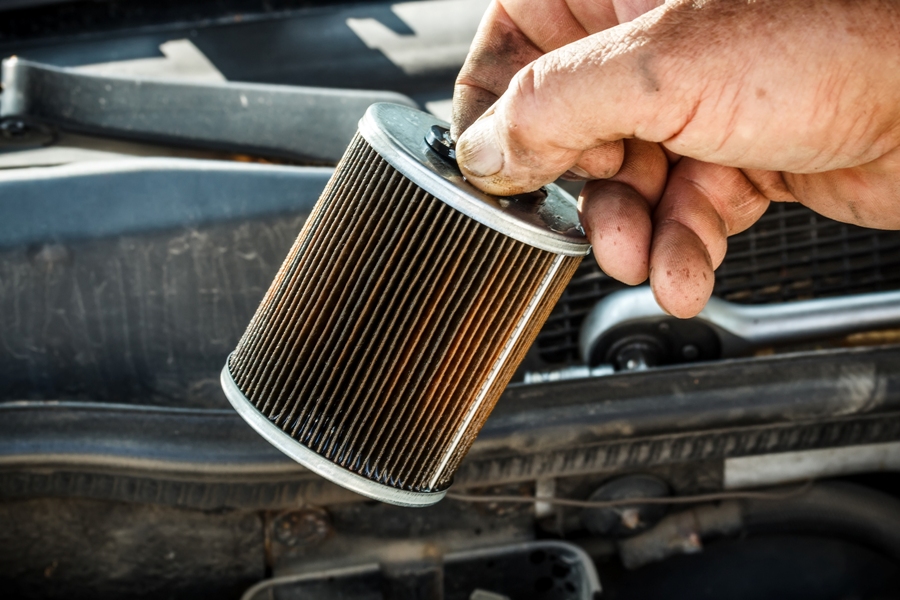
[
  {"xmin": 0, "ymin": 218, "xmax": 299, "ymax": 406},
  {"xmin": 0, "ymin": 160, "xmax": 329, "ymax": 407}
]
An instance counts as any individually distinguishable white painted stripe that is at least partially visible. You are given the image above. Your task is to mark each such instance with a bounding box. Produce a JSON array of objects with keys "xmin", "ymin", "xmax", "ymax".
[
  {"xmin": 724, "ymin": 441, "xmax": 900, "ymax": 489},
  {"xmin": 429, "ymin": 254, "xmax": 566, "ymax": 489},
  {"xmin": 346, "ymin": 0, "xmax": 490, "ymax": 76},
  {"xmin": 75, "ymin": 39, "xmax": 226, "ymax": 82}
]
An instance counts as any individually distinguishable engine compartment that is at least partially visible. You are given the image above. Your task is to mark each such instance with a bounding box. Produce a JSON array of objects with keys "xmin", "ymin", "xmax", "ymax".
[{"xmin": 1, "ymin": 0, "xmax": 900, "ymax": 598}]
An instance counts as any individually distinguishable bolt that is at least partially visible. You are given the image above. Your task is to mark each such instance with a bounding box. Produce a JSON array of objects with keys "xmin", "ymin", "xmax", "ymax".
[
  {"xmin": 619, "ymin": 507, "xmax": 642, "ymax": 530},
  {"xmin": 681, "ymin": 344, "xmax": 700, "ymax": 360},
  {"xmin": 272, "ymin": 508, "xmax": 331, "ymax": 547},
  {"xmin": 624, "ymin": 353, "xmax": 649, "ymax": 371},
  {"xmin": 0, "ymin": 119, "xmax": 28, "ymax": 138},
  {"xmin": 425, "ymin": 124, "xmax": 457, "ymax": 163}
]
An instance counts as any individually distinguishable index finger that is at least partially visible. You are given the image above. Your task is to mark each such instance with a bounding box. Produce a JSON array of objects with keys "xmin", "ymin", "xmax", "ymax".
[{"xmin": 452, "ymin": 0, "xmax": 635, "ymax": 136}]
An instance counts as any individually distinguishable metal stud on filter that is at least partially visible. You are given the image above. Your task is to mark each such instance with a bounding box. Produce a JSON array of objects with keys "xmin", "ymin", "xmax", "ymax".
[{"xmin": 221, "ymin": 103, "xmax": 589, "ymax": 506}]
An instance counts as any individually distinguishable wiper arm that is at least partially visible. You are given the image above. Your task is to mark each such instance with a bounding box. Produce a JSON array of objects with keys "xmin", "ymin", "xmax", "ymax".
[{"xmin": 0, "ymin": 56, "xmax": 417, "ymax": 164}]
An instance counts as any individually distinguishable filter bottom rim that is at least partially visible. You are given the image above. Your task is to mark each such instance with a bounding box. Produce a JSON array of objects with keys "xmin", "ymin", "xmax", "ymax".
[{"xmin": 220, "ymin": 360, "xmax": 448, "ymax": 507}]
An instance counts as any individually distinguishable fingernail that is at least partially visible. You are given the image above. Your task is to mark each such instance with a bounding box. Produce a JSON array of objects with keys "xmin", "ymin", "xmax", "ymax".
[
  {"xmin": 562, "ymin": 165, "xmax": 591, "ymax": 181},
  {"xmin": 457, "ymin": 118, "xmax": 503, "ymax": 177},
  {"xmin": 569, "ymin": 165, "xmax": 591, "ymax": 178}
]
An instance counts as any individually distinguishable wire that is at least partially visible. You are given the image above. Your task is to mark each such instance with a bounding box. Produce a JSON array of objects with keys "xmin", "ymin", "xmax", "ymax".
[{"xmin": 445, "ymin": 480, "xmax": 815, "ymax": 509}]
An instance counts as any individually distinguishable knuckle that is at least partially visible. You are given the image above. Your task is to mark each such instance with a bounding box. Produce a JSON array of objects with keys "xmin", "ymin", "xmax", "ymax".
[{"xmin": 498, "ymin": 58, "xmax": 583, "ymax": 180}]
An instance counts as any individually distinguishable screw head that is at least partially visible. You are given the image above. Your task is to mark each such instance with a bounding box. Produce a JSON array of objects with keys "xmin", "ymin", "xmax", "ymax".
[{"xmin": 272, "ymin": 508, "xmax": 331, "ymax": 547}]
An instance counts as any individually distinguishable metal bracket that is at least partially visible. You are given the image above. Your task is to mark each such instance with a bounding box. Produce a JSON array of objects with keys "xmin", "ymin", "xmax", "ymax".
[
  {"xmin": 580, "ymin": 286, "xmax": 900, "ymax": 369},
  {"xmin": 0, "ymin": 56, "xmax": 417, "ymax": 164}
]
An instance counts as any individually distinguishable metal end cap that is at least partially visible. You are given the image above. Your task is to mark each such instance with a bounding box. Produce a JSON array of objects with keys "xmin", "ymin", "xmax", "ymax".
[{"xmin": 358, "ymin": 103, "xmax": 590, "ymax": 257}]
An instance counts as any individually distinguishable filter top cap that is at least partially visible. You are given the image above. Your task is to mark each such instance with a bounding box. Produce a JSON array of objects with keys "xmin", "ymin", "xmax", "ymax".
[{"xmin": 359, "ymin": 103, "xmax": 591, "ymax": 257}]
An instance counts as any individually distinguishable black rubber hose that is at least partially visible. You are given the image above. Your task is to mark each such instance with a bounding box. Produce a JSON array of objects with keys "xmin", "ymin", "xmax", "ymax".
[{"xmin": 741, "ymin": 481, "xmax": 900, "ymax": 562}]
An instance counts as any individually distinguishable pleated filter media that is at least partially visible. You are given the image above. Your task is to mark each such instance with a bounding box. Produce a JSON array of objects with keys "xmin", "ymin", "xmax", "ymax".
[{"xmin": 221, "ymin": 103, "xmax": 589, "ymax": 506}]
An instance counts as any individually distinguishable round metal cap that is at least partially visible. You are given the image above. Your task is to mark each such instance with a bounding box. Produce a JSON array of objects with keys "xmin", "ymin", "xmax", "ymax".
[
  {"xmin": 358, "ymin": 103, "xmax": 590, "ymax": 257},
  {"xmin": 221, "ymin": 361, "xmax": 447, "ymax": 507}
]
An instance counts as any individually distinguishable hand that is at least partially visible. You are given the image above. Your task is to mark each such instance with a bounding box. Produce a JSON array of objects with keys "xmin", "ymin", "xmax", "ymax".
[{"xmin": 453, "ymin": 0, "xmax": 900, "ymax": 317}]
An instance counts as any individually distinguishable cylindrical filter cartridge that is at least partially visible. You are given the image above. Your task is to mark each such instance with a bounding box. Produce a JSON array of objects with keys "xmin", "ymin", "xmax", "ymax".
[{"xmin": 221, "ymin": 103, "xmax": 590, "ymax": 506}]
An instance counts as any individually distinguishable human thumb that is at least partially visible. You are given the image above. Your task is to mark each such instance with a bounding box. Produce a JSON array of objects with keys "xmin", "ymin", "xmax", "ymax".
[{"xmin": 454, "ymin": 6, "xmax": 695, "ymax": 195}]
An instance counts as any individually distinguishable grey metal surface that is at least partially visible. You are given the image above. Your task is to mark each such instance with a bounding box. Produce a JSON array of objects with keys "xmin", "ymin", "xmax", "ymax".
[
  {"xmin": 3, "ymin": 346, "xmax": 900, "ymax": 510},
  {"xmin": 0, "ymin": 401, "xmax": 298, "ymax": 475},
  {"xmin": 0, "ymin": 157, "xmax": 331, "ymax": 247},
  {"xmin": 1, "ymin": 57, "xmax": 417, "ymax": 164},
  {"xmin": 359, "ymin": 103, "xmax": 590, "ymax": 256},
  {"xmin": 580, "ymin": 285, "xmax": 900, "ymax": 364},
  {"xmin": 221, "ymin": 363, "xmax": 447, "ymax": 507},
  {"xmin": 724, "ymin": 441, "xmax": 900, "ymax": 489},
  {"xmin": 0, "ymin": 158, "xmax": 331, "ymax": 406},
  {"xmin": 0, "ymin": 496, "xmax": 265, "ymax": 599},
  {"xmin": 0, "ymin": 130, "xmax": 229, "ymax": 168},
  {"xmin": 523, "ymin": 365, "xmax": 615, "ymax": 384}
]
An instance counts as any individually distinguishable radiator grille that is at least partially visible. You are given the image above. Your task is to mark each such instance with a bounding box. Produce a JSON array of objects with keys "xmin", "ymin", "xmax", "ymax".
[
  {"xmin": 228, "ymin": 134, "xmax": 579, "ymax": 493},
  {"xmin": 537, "ymin": 202, "xmax": 900, "ymax": 365}
]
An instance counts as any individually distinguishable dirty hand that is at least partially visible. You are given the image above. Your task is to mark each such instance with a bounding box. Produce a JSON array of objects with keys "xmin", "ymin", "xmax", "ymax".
[{"xmin": 452, "ymin": 0, "xmax": 900, "ymax": 318}]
